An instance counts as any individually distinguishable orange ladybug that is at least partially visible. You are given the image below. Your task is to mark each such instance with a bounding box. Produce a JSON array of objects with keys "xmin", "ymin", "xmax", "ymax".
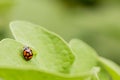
[{"xmin": 23, "ymin": 47, "xmax": 33, "ymax": 61}]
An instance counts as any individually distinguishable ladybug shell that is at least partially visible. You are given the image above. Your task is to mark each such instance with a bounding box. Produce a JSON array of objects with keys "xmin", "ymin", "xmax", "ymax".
[{"xmin": 23, "ymin": 47, "xmax": 33, "ymax": 61}]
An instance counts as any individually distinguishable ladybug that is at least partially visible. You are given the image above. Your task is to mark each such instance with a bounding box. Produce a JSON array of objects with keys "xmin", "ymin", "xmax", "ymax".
[{"xmin": 23, "ymin": 47, "xmax": 33, "ymax": 61}]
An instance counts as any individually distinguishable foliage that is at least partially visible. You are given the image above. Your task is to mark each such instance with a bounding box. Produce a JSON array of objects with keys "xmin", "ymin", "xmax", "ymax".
[{"xmin": 0, "ymin": 21, "xmax": 119, "ymax": 80}]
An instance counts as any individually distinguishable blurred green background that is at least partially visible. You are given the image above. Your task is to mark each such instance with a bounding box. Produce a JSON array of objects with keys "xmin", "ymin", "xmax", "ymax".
[{"xmin": 0, "ymin": 0, "xmax": 120, "ymax": 64}]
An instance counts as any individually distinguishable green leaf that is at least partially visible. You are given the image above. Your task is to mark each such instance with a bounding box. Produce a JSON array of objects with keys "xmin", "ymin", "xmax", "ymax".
[
  {"xmin": 10, "ymin": 21, "xmax": 75, "ymax": 74},
  {"xmin": 0, "ymin": 39, "xmax": 90, "ymax": 80},
  {"xmin": 0, "ymin": 68, "xmax": 64, "ymax": 80},
  {"xmin": 99, "ymin": 57, "xmax": 120, "ymax": 80},
  {"xmin": 0, "ymin": 38, "xmax": 97, "ymax": 80},
  {"xmin": 97, "ymin": 64, "xmax": 111, "ymax": 80},
  {"xmin": 0, "ymin": 68, "xmax": 91, "ymax": 80},
  {"xmin": 69, "ymin": 39, "xmax": 98, "ymax": 75},
  {"xmin": 89, "ymin": 67, "xmax": 100, "ymax": 80},
  {"xmin": 0, "ymin": 39, "xmax": 42, "ymax": 70}
]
